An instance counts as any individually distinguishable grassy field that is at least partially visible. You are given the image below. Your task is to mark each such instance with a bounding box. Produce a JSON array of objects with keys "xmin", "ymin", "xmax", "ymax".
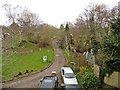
[{"xmin": 2, "ymin": 43, "xmax": 54, "ymax": 81}]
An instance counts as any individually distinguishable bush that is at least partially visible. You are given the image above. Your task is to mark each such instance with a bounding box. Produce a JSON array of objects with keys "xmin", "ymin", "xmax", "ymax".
[
  {"xmin": 18, "ymin": 72, "xmax": 22, "ymax": 76},
  {"xmin": 80, "ymin": 66, "xmax": 93, "ymax": 75},
  {"xmin": 80, "ymin": 71, "xmax": 101, "ymax": 89},
  {"xmin": 77, "ymin": 67, "xmax": 101, "ymax": 89},
  {"xmin": 80, "ymin": 66, "xmax": 89, "ymax": 75},
  {"xmin": 31, "ymin": 70, "xmax": 33, "ymax": 72},
  {"xmin": 24, "ymin": 70, "xmax": 29, "ymax": 74},
  {"xmin": 14, "ymin": 72, "xmax": 22, "ymax": 77}
]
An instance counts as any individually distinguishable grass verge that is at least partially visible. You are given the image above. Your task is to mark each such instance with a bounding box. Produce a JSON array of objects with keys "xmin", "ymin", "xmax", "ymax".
[
  {"xmin": 63, "ymin": 49, "xmax": 75, "ymax": 68},
  {"xmin": 2, "ymin": 43, "xmax": 54, "ymax": 81}
]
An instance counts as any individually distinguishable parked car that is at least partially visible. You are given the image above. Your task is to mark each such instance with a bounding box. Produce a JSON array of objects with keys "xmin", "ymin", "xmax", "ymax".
[
  {"xmin": 61, "ymin": 67, "xmax": 78, "ymax": 85},
  {"xmin": 61, "ymin": 67, "xmax": 80, "ymax": 90},
  {"xmin": 40, "ymin": 75, "xmax": 58, "ymax": 89},
  {"xmin": 61, "ymin": 84, "xmax": 80, "ymax": 90}
]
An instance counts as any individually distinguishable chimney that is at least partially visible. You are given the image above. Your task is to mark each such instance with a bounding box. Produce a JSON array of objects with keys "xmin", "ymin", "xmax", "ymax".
[{"xmin": 118, "ymin": 1, "xmax": 120, "ymax": 18}]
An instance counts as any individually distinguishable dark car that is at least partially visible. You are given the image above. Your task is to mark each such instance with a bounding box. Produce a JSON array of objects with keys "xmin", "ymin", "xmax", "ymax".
[{"xmin": 40, "ymin": 76, "xmax": 58, "ymax": 90}]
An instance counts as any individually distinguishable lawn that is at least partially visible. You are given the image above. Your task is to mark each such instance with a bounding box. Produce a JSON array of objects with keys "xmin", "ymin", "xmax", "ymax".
[{"xmin": 2, "ymin": 43, "xmax": 54, "ymax": 81}]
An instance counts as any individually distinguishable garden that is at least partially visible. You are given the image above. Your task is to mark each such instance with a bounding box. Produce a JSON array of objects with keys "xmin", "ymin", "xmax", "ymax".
[{"xmin": 2, "ymin": 42, "xmax": 54, "ymax": 81}]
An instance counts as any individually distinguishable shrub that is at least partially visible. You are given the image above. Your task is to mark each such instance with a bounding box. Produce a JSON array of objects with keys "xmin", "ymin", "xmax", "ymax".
[
  {"xmin": 31, "ymin": 70, "xmax": 33, "ymax": 72},
  {"xmin": 18, "ymin": 72, "xmax": 22, "ymax": 76},
  {"xmin": 80, "ymin": 72, "xmax": 101, "ymax": 89},
  {"xmin": 24, "ymin": 70, "xmax": 29, "ymax": 74},
  {"xmin": 80, "ymin": 66, "xmax": 89, "ymax": 75},
  {"xmin": 15, "ymin": 72, "xmax": 22, "ymax": 77},
  {"xmin": 80, "ymin": 66, "xmax": 93, "ymax": 75}
]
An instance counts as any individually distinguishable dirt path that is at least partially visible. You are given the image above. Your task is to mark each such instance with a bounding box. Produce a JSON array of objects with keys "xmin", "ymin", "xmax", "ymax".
[{"xmin": 2, "ymin": 41, "xmax": 66, "ymax": 88}]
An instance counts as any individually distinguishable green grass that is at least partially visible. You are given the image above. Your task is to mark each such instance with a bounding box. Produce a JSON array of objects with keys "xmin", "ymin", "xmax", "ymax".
[
  {"xmin": 63, "ymin": 49, "xmax": 75, "ymax": 68},
  {"xmin": 0, "ymin": 54, "xmax": 2, "ymax": 80},
  {"xmin": 2, "ymin": 43, "xmax": 54, "ymax": 81}
]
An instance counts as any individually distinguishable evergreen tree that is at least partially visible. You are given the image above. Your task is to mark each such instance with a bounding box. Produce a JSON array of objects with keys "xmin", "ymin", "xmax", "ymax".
[
  {"xmin": 65, "ymin": 23, "xmax": 69, "ymax": 31},
  {"xmin": 64, "ymin": 23, "xmax": 70, "ymax": 50},
  {"xmin": 103, "ymin": 18, "xmax": 120, "ymax": 75}
]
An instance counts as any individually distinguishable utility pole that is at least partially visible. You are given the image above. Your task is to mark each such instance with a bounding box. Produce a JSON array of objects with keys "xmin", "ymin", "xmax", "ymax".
[{"xmin": 118, "ymin": 1, "xmax": 120, "ymax": 18}]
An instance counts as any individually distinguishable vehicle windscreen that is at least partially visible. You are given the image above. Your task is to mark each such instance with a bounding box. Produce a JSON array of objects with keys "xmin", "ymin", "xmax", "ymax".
[
  {"xmin": 65, "ymin": 84, "xmax": 80, "ymax": 90},
  {"xmin": 44, "ymin": 79, "xmax": 53, "ymax": 83},
  {"xmin": 40, "ymin": 79, "xmax": 54, "ymax": 88},
  {"xmin": 65, "ymin": 73, "xmax": 75, "ymax": 78}
]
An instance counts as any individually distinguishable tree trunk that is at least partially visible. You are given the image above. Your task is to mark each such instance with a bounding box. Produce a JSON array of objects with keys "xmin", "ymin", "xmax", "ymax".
[{"xmin": 19, "ymin": 31, "xmax": 23, "ymax": 46}]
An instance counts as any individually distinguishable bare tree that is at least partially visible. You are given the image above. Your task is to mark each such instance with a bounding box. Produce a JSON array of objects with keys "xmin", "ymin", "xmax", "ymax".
[
  {"xmin": 17, "ymin": 7, "xmax": 41, "ymax": 27},
  {"xmin": 2, "ymin": 4, "xmax": 41, "ymax": 46}
]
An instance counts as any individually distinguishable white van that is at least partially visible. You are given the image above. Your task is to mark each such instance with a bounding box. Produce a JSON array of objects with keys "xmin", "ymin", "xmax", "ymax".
[{"xmin": 61, "ymin": 67, "xmax": 78, "ymax": 85}]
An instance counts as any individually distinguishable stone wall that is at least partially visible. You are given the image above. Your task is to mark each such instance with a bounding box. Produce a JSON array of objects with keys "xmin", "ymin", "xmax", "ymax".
[
  {"xmin": 104, "ymin": 72, "xmax": 120, "ymax": 88},
  {"xmin": 93, "ymin": 64, "xmax": 100, "ymax": 78},
  {"xmin": 93, "ymin": 64, "xmax": 120, "ymax": 88}
]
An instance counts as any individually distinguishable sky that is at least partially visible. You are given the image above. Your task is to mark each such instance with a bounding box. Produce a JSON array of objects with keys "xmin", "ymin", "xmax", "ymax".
[{"xmin": 0, "ymin": 0, "xmax": 120, "ymax": 27}]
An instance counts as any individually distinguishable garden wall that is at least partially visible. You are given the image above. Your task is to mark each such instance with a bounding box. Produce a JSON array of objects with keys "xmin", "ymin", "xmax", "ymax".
[
  {"xmin": 93, "ymin": 64, "xmax": 120, "ymax": 88},
  {"xmin": 104, "ymin": 71, "xmax": 120, "ymax": 88},
  {"xmin": 93, "ymin": 64, "xmax": 100, "ymax": 78}
]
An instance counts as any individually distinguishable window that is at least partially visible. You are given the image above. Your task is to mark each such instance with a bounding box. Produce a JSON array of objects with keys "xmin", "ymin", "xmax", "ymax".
[
  {"xmin": 62, "ymin": 69, "xmax": 64, "ymax": 75},
  {"xmin": 65, "ymin": 73, "xmax": 75, "ymax": 78}
]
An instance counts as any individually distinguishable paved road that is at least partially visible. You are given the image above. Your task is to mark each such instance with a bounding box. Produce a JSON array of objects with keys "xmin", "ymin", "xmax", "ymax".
[{"xmin": 2, "ymin": 41, "xmax": 66, "ymax": 88}]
